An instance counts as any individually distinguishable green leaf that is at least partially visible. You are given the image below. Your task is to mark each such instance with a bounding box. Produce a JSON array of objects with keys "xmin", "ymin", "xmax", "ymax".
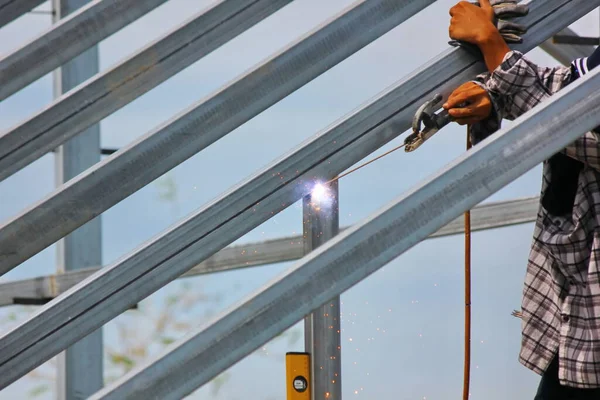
[
  {"xmin": 29, "ymin": 384, "xmax": 49, "ymax": 397},
  {"xmin": 160, "ymin": 337, "xmax": 176, "ymax": 346},
  {"xmin": 109, "ymin": 354, "xmax": 135, "ymax": 369}
]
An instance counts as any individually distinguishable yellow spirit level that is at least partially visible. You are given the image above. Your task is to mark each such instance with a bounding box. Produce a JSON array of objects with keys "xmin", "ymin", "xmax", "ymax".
[{"xmin": 286, "ymin": 352, "xmax": 310, "ymax": 399}]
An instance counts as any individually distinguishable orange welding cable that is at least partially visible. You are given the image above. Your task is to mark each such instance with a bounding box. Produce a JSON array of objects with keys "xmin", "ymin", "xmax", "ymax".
[{"xmin": 463, "ymin": 127, "xmax": 472, "ymax": 400}]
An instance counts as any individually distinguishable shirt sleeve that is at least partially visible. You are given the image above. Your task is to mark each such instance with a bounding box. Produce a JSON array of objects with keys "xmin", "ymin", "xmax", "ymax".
[
  {"xmin": 467, "ymin": 51, "xmax": 600, "ymax": 172},
  {"xmin": 474, "ymin": 51, "xmax": 571, "ymax": 121},
  {"xmin": 464, "ymin": 51, "xmax": 600, "ymax": 168},
  {"xmin": 562, "ymin": 53, "xmax": 600, "ymax": 171},
  {"xmin": 564, "ymin": 131, "xmax": 600, "ymax": 171}
]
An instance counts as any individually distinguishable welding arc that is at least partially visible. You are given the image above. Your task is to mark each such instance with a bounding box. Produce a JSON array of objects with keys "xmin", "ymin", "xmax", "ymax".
[{"xmin": 324, "ymin": 142, "xmax": 406, "ymax": 185}]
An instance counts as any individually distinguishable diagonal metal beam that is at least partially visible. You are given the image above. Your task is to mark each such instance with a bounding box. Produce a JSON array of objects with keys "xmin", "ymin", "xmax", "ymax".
[
  {"xmin": 0, "ymin": 0, "xmax": 593, "ymax": 389},
  {"xmin": 0, "ymin": 0, "xmax": 294, "ymax": 181},
  {"xmin": 91, "ymin": 43, "xmax": 600, "ymax": 400},
  {"xmin": 0, "ymin": 0, "xmax": 46, "ymax": 28},
  {"xmin": 540, "ymin": 27, "xmax": 595, "ymax": 65},
  {"xmin": 0, "ymin": 196, "xmax": 539, "ymax": 307},
  {"xmin": 0, "ymin": 0, "xmax": 438, "ymax": 274},
  {"xmin": 0, "ymin": 0, "xmax": 170, "ymax": 101}
]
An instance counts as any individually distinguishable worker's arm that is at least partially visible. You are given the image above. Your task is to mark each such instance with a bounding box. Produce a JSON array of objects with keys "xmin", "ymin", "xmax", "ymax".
[
  {"xmin": 444, "ymin": 1, "xmax": 600, "ymax": 171},
  {"xmin": 443, "ymin": 0, "xmax": 573, "ymax": 144},
  {"xmin": 446, "ymin": 51, "xmax": 572, "ymax": 124},
  {"xmin": 448, "ymin": 0, "xmax": 510, "ymax": 72},
  {"xmin": 446, "ymin": 52, "xmax": 600, "ymax": 171}
]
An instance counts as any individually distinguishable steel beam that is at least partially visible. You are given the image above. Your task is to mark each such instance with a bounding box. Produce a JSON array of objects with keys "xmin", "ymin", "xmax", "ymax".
[
  {"xmin": 50, "ymin": 0, "xmax": 104, "ymax": 398},
  {"xmin": 302, "ymin": 182, "xmax": 341, "ymax": 400},
  {"xmin": 540, "ymin": 27, "xmax": 595, "ymax": 65},
  {"xmin": 0, "ymin": 0, "xmax": 438, "ymax": 274},
  {"xmin": 552, "ymin": 35, "xmax": 599, "ymax": 46},
  {"xmin": 0, "ymin": 0, "xmax": 294, "ymax": 181},
  {"xmin": 0, "ymin": 0, "xmax": 169, "ymax": 101},
  {"xmin": 91, "ymin": 54, "xmax": 600, "ymax": 400},
  {"xmin": 0, "ymin": 0, "xmax": 593, "ymax": 388},
  {"xmin": 0, "ymin": 196, "xmax": 539, "ymax": 307},
  {"xmin": 0, "ymin": 0, "xmax": 46, "ymax": 28}
]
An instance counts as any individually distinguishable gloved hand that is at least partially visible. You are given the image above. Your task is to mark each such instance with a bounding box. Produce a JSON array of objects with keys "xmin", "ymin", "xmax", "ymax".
[{"xmin": 471, "ymin": 0, "xmax": 529, "ymax": 43}]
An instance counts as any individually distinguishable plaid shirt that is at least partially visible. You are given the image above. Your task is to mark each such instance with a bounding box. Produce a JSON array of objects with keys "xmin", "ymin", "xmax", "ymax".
[{"xmin": 471, "ymin": 50, "xmax": 600, "ymax": 388}]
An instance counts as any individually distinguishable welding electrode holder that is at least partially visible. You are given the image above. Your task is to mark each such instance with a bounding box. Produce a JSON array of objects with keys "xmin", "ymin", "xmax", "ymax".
[{"xmin": 405, "ymin": 93, "xmax": 455, "ymax": 152}]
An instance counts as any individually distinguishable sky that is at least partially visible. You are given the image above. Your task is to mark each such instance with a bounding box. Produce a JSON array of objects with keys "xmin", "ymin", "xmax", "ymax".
[{"xmin": 0, "ymin": 0, "xmax": 599, "ymax": 399}]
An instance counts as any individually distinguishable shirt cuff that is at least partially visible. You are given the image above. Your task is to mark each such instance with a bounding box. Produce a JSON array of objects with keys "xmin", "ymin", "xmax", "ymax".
[
  {"xmin": 467, "ymin": 80, "xmax": 503, "ymax": 145},
  {"xmin": 483, "ymin": 50, "xmax": 539, "ymax": 96}
]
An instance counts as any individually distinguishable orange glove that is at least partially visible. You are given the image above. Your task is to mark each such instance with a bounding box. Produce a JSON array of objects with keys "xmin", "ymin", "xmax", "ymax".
[{"xmin": 443, "ymin": 82, "xmax": 492, "ymax": 126}]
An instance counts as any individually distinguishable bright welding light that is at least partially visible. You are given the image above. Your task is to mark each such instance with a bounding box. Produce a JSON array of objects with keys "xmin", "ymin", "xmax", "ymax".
[
  {"xmin": 311, "ymin": 183, "xmax": 328, "ymax": 202},
  {"xmin": 309, "ymin": 182, "xmax": 334, "ymax": 210}
]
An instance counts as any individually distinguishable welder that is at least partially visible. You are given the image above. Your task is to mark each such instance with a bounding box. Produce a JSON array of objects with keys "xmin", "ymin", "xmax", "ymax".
[{"xmin": 444, "ymin": 1, "xmax": 600, "ymax": 398}]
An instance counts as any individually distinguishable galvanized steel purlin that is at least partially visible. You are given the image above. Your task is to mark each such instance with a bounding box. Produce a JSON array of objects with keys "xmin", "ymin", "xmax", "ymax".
[
  {"xmin": 0, "ymin": 0, "xmax": 46, "ymax": 28},
  {"xmin": 0, "ymin": 0, "xmax": 293, "ymax": 181},
  {"xmin": 0, "ymin": 0, "xmax": 170, "ymax": 101},
  {"xmin": 0, "ymin": 0, "xmax": 437, "ymax": 274},
  {"xmin": 93, "ymin": 51, "xmax": 600, "ymax": 400},
  {"xmin": 0, "ymin": 0, "xmax": 595, "ymax": 390},
  {"xmin": 0, "ymin": 0, "xmax": 46, "ymax": 29}
]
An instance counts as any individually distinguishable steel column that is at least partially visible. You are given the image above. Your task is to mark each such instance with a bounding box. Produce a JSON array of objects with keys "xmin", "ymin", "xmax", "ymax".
[
  {"xmin": 51, "ymin": 0, "xmax": 103, "ymax": 398},
  {"xmin": 0, "ymin": 0, "xmax": 169, "ymax": 101},
  {"xmin": 0, "ymin": 0, "xmax": 595, "ymax": 388},
  {"xmin": 90, "ymin": 58, "xmax": 600, "ymax": 399},
  {"xmin": 0, "ymin": 0, "xmax": 293, "ymax": 181},
  {"xmin": 303, "ymin": 182, "xmax": 341, "ymax": 400}
]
